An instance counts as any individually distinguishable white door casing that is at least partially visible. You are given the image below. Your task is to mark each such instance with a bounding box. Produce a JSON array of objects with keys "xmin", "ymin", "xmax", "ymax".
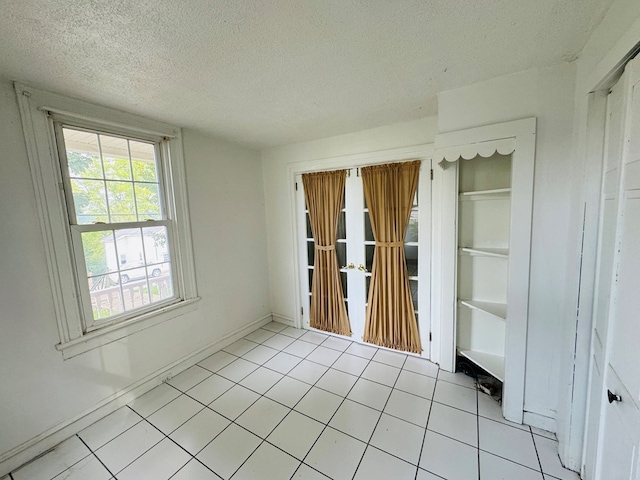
[{"xmin": 435, "ymin": 118, "xmax": 536, "ymax": 424}]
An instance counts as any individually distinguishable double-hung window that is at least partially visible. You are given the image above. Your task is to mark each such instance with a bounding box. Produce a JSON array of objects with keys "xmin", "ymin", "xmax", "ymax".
[
  {"xmin": 16, "ymin": 84, "xmax": 198, "ymax": 357},
  {"xmin": 57, "ymin": 125, "xmax": 177, "ymax": 328}
]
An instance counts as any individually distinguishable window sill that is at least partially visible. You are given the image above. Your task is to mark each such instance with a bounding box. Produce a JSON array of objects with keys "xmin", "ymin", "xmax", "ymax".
[{"xmin": 55, "ymin": 297, "xmax": 200, "ymax": 359}]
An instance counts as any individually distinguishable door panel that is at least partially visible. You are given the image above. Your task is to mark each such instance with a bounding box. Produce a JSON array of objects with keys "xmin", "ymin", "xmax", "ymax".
[{"xmin": 607, "ymin": 191, "xmax": 640, "ymax": 406}]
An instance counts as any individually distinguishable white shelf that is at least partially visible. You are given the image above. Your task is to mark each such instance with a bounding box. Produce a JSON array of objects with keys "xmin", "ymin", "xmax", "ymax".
[
  {"xmin": 460, "ymin": 187, "xmax": 511, "ymax": 196},
  {"xmin": 459, "ymin": 300, "xmax": 506, "ymax": 321},
  {"xmin": 459, "ymin": 247, "xmax": 509, "ymax": 258},
  {"xmin": 459, "ymin": 350, "xmax": 505, "ymax": 382}
]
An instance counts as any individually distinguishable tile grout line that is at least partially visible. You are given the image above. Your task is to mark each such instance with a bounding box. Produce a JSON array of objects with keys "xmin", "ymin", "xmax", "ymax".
[
  {"xmin": 84, "ymin": 332, "xmax": 448, "ymax": 480},
  {"xmin": 201, "ymin": 330, "xmax": 441, "ymax": 395},
  {"xmin": 9, "ymin": 328, "xmax": 318, "ymax": 479},
  {"xmin": 13, "ymin": 434, "xmax": 95, "ymax": 480},
  {"xmin": 148, "ymin": 332, "xmax": 433, "ymax": 479},
  {"xmin": 170, "ymin": 330, "xmax": 349, "ymax": 479},
  {"xmin": 416, "ymin": 366, "xmax": 448, "ymax": 480},
  {"xmin": 414, "ymin": 366, "xmax": 442, "ymax": 479},
  {"xmin": 350, "ymin": 353, "xmax": 415, "ymax": 480},
  {"xmin": 293, "ymin": 338, "xmax": 378, "ymax": 479},
  {"xmin": 81, "ymin": 407, "xmax": 158, "ymax": 479},
  {"xmin": 529, "ymin": 426, "xmax": 547, "ymax": 479},
  {"xmin": 45, "ymin": 325, "xmax": 445, "ymax": 480},
  {"xmin": 76, "ymin": 435, "xmax": 117, "ymax": 479},
  {"xmin": 118, "ymin": 407, "xmax": 201, "ymax": 479},
  {"xmin": 106, "ymin": 344, "xmax": 280, "ymax": 480},
  {"xmin": 226, "ymin": 334, "xmax": 358, "ymax": 479}
]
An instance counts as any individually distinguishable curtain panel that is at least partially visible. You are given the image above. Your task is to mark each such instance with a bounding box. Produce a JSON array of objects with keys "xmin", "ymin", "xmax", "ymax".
[
  {"xmin": 302, "ymin": 170, "xmax": 352, "ymax": 336},
  {"xmin": 361, "ymin": 160, "xmax": 422, "ymax": 353}
]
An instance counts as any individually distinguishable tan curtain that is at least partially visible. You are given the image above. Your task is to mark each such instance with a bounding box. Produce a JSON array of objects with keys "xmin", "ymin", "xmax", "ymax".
[
  {"xmin": 302, "ymin": 170, "xmax": 352, "ymax": 336},
  {"xmin": 362, "ymin": 160, "xmax": 422, "ymax": 353}
]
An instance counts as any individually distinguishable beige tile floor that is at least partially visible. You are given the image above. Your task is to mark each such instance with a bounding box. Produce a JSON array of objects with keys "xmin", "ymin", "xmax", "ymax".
[{"xmin": 7, "ymin": 322, "xmax": 580, "ymax": 480}]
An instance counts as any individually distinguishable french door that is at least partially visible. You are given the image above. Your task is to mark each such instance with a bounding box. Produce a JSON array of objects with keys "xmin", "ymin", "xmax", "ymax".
[{"xmin": 296, "ymin": 160, "xmax": 432, "ymax": 357}]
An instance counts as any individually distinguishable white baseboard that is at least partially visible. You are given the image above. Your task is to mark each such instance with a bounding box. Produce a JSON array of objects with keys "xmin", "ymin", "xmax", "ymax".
[
  {"xmin": 523, "ymin": 410, "xmax": 557, "ymax": 433},
  {"xmin": 0, "ymin": 314, "xmax": 273, "ymax": 477},
  {"xmin": 272, "ymin": 312, "xmax": 296, "ymax": 327}
]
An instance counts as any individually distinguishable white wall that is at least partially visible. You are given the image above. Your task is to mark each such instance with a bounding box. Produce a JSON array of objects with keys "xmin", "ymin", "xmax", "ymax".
[
  {"xmin": 0, "ymin": 79, "xmax": 270, "ymax": 468},
  {"xmin": 261, "ymin": 116, "xmax": 437, "ymax": 324},
  {"xmin": 438, "ymin": 62, "xmax": 577, "ymax": 429}
]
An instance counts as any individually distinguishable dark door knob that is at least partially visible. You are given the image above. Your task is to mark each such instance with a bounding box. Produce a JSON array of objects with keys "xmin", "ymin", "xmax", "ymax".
[{"xmin": 607, "ymin": 389, "xmax": 622, "ymax": 404}]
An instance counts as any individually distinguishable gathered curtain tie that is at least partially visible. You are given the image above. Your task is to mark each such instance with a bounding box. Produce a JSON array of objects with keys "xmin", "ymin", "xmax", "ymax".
[
  {"xmin": 314, "ymin": 244, "xmax": 336, "ymax": 251},
  {"xmin": 375, "ymin": 241, "xmax": 404, "ymax": 247}
]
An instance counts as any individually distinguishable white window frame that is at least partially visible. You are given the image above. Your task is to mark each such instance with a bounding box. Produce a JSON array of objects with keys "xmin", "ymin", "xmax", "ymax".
[{"xmin": 15, "ymin": 83, "xmax": 199, "ymax": 358}]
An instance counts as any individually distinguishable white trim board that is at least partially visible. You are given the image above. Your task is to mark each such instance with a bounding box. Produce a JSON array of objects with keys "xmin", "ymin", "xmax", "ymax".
[
  {"xmin": 0, "ymin": 314, "xmax": 273, "ymax": 477},
  {"xmin": 524, "ymin": 411, "xmax": 558, "ymax": 435},
  {"xmin": 271, "ymin": 313, "xmax": 296, "ymax": 327}
]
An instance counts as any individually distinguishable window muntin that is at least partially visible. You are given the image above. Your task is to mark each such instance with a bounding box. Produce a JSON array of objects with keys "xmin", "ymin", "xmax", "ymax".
[{"xmin": 57, "ymin": 125, "xmax": 177, "ymax": 327}]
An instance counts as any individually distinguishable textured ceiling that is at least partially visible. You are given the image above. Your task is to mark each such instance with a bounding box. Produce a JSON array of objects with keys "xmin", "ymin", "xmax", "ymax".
[{"xmin": 1, "ymin": 0, "xmax": 613, "ymax": 148}]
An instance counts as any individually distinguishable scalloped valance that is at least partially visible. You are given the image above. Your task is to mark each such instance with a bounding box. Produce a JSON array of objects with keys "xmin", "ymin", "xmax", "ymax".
[{"xmin": 434, "ymin": 138, "xmax": 516, "ymax": 167}]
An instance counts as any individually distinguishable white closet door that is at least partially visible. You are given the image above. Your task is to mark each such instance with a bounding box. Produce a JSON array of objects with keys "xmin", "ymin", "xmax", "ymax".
[
  {"xmin": 590, "ymin": 56, "xmax": 640, "ymax": 480},
  {"xmin": 583, "ymin": 61, "xmax": 626, "ymax": 480}
]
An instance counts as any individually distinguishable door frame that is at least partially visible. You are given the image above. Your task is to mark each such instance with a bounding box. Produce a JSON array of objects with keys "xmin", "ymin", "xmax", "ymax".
[
  {"xmin": 287, "ymin": 144, "xmax": 436, "ymax": 358},
  {"xmin": 434, "ymin": 117, "xmax": 537, "ymax": 424}
]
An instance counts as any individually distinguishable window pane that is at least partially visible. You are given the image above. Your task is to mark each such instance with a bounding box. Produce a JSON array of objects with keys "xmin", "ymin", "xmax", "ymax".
[
  {"xmin": 130, "ymin": 141, "xmax": 158, "ymax": 182},
  {"xmin": 410, "ymin": 279, "xmax": 418, "ymax": 312},
  {"xmin": 336, "ymin": 243, "xmax": 346, "ymax": 268},
  {"xmin": 106, "ymin": 181, "xmax": 136, "ymax": 222},
  {"xmin": 101, "ymin": 135, "xmax": 131, "ymax": 181},
  {"xmin": 135, "ymin": 183, "xmax": 162, "ymax": 220},
  {"xmin": 405, "ymin": 245, "xmax": 418, "ymax": 276},
  {"xmin": 90, "ymin": 279, "xmax": 124, "ymax": 321},
  {"xmin": 70, "ymin": 179, "xmax": 108, "ymax": 224},
  {"xmin": 148, "ymin": 263, "xmax": 173, "ymax": 301},
  {"xmin": 405, "ymin": 209, "xmax": 418, "ymax": 242},
  {"xmin": 364, "ymin": 213, "xmax": 374, "ymax": 241},
  {"xmin": 143, "ymin": 227, "xmax": 174, "ymax": 305},
  {"xmin": 366, "ymin": 245, "xmax": 375, "ymax": 272},
  {"xmin": 82, "ymin": 231, "xmax": 110, "ymax": 276},
  {"xmin": 121, "ymin": 276, "xmax": 151, "ymax": 307},
  {"xmin": 115, "ymin": 228, "xmax": 144, "ymax": 269},
  {"xmin": 337, "ymin": 211, "xmax": 346, "ymax": 240},
  {"xmin": 307, "ymin": 240, "xmax": 314, "ymax": 266},
  {"xmin": 340, "ymin": 271, "xmax": 347, "ymax": 298},
  {"xmin": 63, "ymin": 129, "xmax": 102, "ymax": 179},
  {"xmin": 142, "ymin": 226, "xmax": 170, "ymax": 264},
  {"xmin": 306, "ymin": 213, "xmax": 313, "ymax": 238}
]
